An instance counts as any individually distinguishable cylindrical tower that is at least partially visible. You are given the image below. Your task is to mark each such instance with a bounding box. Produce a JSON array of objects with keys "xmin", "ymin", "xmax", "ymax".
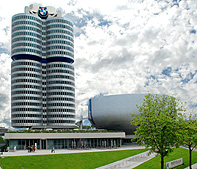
[
  {"xmin": 12, "ymin": 14, "xmax": 42, "ymax": 61},
  {"xmin": 46, "ymin": 18, "xmax": 75, "ymax": 127},
  {"xmin": 11, "ymin": 60, "xmax": 42, "ymax": 128},
  {"xmin": 46, "ymin": 18, "xmax": 74, "ymax": 63},
  {"xmin": 11, "ymin": 5, "xmax": 76, "ymax": 129},
  {"xmin": 46, "ymin": 62, "xmax": 75, "ymax": 126},
  {"xmin": 11, "ymin": 14, "xmax": 43, "ymax": 128}
]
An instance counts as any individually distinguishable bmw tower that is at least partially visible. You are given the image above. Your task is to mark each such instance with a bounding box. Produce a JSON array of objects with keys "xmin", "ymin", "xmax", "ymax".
[{"xmin": 11, "ymin": 4, "xmax": 76, "ymax": 129}]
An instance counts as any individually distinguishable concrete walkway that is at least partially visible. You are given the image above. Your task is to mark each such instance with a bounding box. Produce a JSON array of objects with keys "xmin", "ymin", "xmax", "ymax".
[
  {"xmin": 184, "ymin": 163, "xmax": 197, "ymax": 169},
  {"xmin": 96, "ymin": 151, "xmax": 156, "ymax": 169},
  {"xmin": 0, "ymin": 145, "xmax": 146, "ymax": 157},
  {"xmin": 96, "ymin": 150, "xmax": 197, "ymax": 169},
  {"xmin": 180, "ymin": 146, "xmax": 197, "ymax": 169}
]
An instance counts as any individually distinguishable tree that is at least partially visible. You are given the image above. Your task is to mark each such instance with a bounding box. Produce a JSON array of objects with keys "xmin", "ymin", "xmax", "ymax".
[
  {"xmin": 178, "ymin": 113, "xmax": 197, "ymax": 169},
  {"xmin": 0, "ymin": 136, "xmax": 8, "ymax": 152},
  {"xmin": 131, "ymin": 94, "xmax": 182, "ymax": 169}
]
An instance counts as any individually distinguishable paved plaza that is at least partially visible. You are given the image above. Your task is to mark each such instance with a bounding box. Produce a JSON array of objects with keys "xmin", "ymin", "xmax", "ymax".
[{"xmin": 0, "ymin": 145, "xmax": 145, "ymax": 157}]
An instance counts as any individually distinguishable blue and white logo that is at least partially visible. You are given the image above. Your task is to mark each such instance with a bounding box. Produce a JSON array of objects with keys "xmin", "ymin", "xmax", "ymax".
[{"xmin": 38, "ymin": 7, "xmax": 48, "ymax": 19}]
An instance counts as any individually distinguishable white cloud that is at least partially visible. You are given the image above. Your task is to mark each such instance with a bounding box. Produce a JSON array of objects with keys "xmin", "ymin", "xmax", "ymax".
[
  {"xmin": 0, "ymin": 0, "xmax": 196, "ymax": 127},
  {"xmin": 0, "ymin": 53, "xmax": 11, "ymax": 127}
]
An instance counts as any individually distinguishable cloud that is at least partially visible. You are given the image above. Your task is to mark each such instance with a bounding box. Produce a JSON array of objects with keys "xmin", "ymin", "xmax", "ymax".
[
  {"xmin": 0, "ymin": 53, "xmax": 11, "ymax": 127},
  {"xmin": 73, "ymin": 0, "xmax": 197, "ymax": 117},
  {"xmin": 0, "ymin": 0, "xmax": 196, "ymax": 127}
]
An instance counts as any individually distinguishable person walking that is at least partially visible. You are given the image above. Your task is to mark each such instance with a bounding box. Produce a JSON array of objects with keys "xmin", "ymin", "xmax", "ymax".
[{"xmin": 51, "ymin": 146, "xmax": 55, "ymax": 153}]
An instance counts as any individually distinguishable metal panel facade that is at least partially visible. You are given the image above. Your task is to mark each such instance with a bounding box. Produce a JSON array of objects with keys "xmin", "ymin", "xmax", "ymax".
[{"xmin": 88, "ymin": 94, "xmax": 147, "ymax": 134}]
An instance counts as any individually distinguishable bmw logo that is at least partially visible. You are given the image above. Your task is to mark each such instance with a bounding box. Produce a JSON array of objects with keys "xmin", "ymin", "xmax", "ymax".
[{"xmin": 38, "ymin": 7, "xmax": 48, "ymax": 19}]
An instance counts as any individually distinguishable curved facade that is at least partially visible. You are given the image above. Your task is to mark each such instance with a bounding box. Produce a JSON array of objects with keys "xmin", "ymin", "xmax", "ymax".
[
  {"xmin": 88, "ymin": 94, "xmax": 148, "ymax": 134},
  {"xmin": 46, "ymin": 18, "xmax": 74, "ymax": 63},
  {"xmin": 46, "ymin": 62, "xmax": 75, "ymax": 126},
  {"xmin": 11, "ymin": 60, "xmax": 42, "ymax": 127},
  {"xmin": 11, "ymin": 4, "xmax": 75, "ymax": 128},
  {"xmin": 12, "ymin": 14, "xmax": 42, "ymax": 59}
]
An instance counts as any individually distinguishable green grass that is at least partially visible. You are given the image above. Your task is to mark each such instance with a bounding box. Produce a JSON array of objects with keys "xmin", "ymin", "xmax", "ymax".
[
  {"xmin": 135, "ymin": 148, "xmax": 197, "ymax": 169},
  {"xmin": 0, "ymin": 149, "xmax": 147, "ymax": 169}
]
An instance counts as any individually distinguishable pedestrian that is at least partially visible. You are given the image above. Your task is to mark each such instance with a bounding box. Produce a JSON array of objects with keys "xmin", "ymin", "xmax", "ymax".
[
  {"xmin": 32, "ymin": 145, "xmax": 35, "ymax": 152},
  {"xmin": 14, "ymin": 146, "xmax": 16, "ymax": 152},
  {"xmin": 28, "ymin": 146, "xmax": 31, "ymax": 152},
  {"xmin": 51, "ymin": 146, "xmax": 55, "ymax": 153}
]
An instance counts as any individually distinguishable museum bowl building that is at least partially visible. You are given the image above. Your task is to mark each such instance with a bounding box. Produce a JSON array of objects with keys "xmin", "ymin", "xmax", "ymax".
[{"xmin": 88, "ymin": 94, "xmax": 147, "ymax": 135}]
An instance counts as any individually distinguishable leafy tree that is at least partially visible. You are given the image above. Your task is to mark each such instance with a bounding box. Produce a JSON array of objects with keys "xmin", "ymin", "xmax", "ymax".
[
  {"xmin": 0, "ymin": 136, "xmax": 8, "ymax": 152},
  {"xmin": 178, "ymin": 113, "xmax": 197, "ymax": 169},
  {"xmin": 131, "ymin": 94, "xmax": 183, "ymax": 169}
]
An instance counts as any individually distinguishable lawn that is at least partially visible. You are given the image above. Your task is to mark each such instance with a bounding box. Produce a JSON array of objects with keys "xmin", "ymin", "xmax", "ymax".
[
  {"xmin": 135, "ymin": 148, "xmax": 197, "ymax": 169},
  {"xmin": 0, "ymin": 149, "xmax": 147, "ymax": 169}
]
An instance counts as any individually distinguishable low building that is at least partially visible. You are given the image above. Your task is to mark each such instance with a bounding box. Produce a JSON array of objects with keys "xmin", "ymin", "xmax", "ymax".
[
  {"xmin": 0, "ymin": 127, "xmax": 9, "ymax": 136},
  {"xmin": 4, "ymin": 131, "xmax": 125, "ymax": 150}
]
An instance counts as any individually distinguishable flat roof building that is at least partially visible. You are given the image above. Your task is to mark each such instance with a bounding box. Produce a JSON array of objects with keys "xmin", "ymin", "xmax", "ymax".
[
  {"xmin": 4, "ymin": 131, "xmax": 125, "ymax": 150},
  {"xmin": 11, "ymin": 4, "xmax": 75, "ymax": 129}
]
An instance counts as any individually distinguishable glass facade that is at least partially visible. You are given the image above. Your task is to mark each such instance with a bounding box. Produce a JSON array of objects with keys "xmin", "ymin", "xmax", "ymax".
[
  {"xmin": 11, "ymin": 5, "xmax": 75, "ymax": 128},
  {"xmin": 9, "ymin": 138, "xmax": 121, "ymax": 150},
  {"xmin": 10, "ymin": 139, "xmax": 41, "ymax": 150}
]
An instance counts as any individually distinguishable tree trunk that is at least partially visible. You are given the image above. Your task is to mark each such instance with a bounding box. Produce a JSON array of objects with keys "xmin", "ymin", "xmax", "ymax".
[
  {"xmin": 161, "ymin": 155, "xmax": 164, "ymax": 169},
  {"xmin": 189, "ymin": 145, "xmax": 192, "ymax": 169}
]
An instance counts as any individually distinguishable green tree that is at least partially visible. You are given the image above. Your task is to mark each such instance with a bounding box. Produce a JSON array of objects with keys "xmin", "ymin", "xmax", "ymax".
[
  {"xmin": 179, "ymin": 113, "xmax": 197, "ymax": 169},
  {"xmin": 131, "ymin": 94, "xmax": 182, "ymax": 169},
  {"xmin": 0, "ymin": 136, "xmax": 8, "ymax": 152}
]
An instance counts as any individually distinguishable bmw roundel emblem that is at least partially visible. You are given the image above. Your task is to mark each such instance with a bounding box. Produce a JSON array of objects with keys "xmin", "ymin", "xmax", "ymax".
[{"xmin": 38, "ymin": 7, "xmax": 48, "ymax": 19}]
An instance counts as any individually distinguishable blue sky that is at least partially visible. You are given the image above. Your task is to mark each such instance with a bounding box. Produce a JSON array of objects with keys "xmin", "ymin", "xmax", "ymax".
[{"xmin": 0, "ymin": 0, "xmax": 196, "ymax": 127}]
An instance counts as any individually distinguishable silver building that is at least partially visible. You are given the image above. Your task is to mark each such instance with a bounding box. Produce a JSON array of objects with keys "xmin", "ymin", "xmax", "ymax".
[
  {"xmin": 88, "ymin": 94, "xmax": 147, "ymax": 134},
  {"xmin": 11, "ymin": 4, "xmax": 75, "ymax": 129}
]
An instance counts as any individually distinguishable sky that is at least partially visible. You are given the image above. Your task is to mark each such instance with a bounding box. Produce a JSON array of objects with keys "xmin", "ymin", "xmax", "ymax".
[{"xmin": 0, "ymin": 0, "xmax": 196, "ymax": 128}]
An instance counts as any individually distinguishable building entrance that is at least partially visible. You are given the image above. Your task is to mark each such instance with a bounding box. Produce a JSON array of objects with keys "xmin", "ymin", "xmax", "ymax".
[{"xmin": 41, "ymin": 140, "xmax": 46, "ymax": 149}]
